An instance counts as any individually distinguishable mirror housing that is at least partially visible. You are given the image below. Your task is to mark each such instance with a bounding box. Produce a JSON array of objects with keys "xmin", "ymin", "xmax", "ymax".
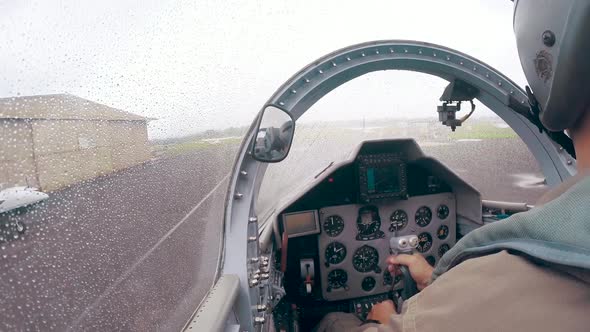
[{"xmin": 251, "ymin": 105, "xmax": 295, "ymax": 163}]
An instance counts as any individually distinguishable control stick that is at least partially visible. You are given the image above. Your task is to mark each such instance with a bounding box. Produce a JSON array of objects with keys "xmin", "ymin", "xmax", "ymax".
[{"xmin": 389, "ymin": 235, "xmax": 419, "ymax": 313}]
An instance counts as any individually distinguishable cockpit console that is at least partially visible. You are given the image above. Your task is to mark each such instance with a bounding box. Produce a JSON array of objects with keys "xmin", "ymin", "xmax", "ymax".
[{"xmin": 275, "ymin": 139, "xmax": 481, "ymax": 330}]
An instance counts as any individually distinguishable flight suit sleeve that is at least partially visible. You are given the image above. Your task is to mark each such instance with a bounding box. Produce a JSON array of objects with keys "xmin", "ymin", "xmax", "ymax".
[
  {"xmin": 313, "ymin": 312, "xmax": 383, "ymax": 332},
  {"xmin": 376, "ymin": 295, "xmax": 417, "ymax": 332},
  {"xmin": 373, "ymin": 251, "xmax": 590, "ymax": 332},
  {"xmin": 372, "ymin": 253, "xmax": 502, "ymax": 332}
]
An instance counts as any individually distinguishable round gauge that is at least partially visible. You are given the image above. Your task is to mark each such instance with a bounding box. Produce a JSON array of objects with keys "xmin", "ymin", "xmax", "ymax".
[
  {"xmin": 416, "ymin": 232, "xmax": 433, "ymax": 253},
  {"xmin": 323, "ymin": 215, "xmax": 345, "ymax": 237},
  {"xmin": 438, "ymin": 243, "xmax": 451, "ymax": 258},
  {"xmin": 437, "ymin": 204, "xmax": 450, "ymax": 220},
  {"xmin": 437, "ymin": 225, "xmax": 449, "ymax": 240},
  {"xmin": 389, "ymin": 209, "xmax": 408, "ymax": 232},
  {"xmin": 327, "ymin": 269, "xmax": 348, "ymax": 291},
  {"xmin": 352, "ymin": 245, "xmax": 380, "ymax": 273},
  {"xmin": 325, "ymin": 242, "xmax": 347, "ymax": 265},
  {"xmin": 415, "ymin": 206, "xmax": 432, "ymax": 227},
  {"xmin": 361, "ymin": 276, "xmax": 376, "ymax": 292},
  {"xmin": 425, "ymin": 255, "xmax": 436, "ymax": 267},
  {"xmin": 357, "ymin": 206, "xmax": 381, "ymax": 236}
]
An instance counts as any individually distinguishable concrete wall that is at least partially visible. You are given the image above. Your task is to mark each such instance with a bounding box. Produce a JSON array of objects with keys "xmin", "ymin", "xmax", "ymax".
[
  {"xmin": 30, "ymin": 119, "xmax": 150, "ymax": 191},
  {"xmin": 0, "ymin": 119, "xmax": 39, "ymax": 188}
]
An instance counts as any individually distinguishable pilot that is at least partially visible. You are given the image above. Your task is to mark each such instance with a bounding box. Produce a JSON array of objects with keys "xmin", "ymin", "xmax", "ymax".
[{"xmin": 315, "ymin": 1, "xmax": 590, "ymax": 331}]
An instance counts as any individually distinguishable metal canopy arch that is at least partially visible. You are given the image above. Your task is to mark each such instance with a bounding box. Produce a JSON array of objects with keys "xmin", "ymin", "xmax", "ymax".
[
  {"xmin": 218, "ymin": 40, "xmax": 576, "ymax": 331},
  {"xmin": 265, "ymin": 40, "xmax": 574, "ymax": 183}
]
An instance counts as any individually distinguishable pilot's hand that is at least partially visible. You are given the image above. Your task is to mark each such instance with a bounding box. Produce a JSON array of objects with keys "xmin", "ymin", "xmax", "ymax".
[
  {"xmin": 387, "ymin": 254, "xmax": 433, "ymax": 291},
  {"xmin": 367, "ymin": 300, "xmax": 396, "ymax": 324}
]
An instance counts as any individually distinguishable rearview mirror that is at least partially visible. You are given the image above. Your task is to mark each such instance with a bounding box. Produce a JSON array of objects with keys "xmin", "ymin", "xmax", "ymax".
[{"xmin": 251, "ymin": 105, "xmax": 295, "ymax": 163}]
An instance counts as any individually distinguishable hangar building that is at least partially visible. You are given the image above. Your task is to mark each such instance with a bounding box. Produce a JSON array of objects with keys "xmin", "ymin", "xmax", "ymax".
[{"xmin": 0, "ymin": 94, "xmax": 151, "ymax": 191}]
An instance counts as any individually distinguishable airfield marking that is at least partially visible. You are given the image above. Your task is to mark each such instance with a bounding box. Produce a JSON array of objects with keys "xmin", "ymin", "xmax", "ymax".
[{"xmin": 67, "ymin": 172, "xmax": 231, "ymax": 330}]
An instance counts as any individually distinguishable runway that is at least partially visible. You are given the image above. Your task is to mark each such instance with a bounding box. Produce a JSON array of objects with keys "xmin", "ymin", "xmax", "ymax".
[{"xmin": 0, "ymin": 133, "xmax": 550, "ymax": 331}]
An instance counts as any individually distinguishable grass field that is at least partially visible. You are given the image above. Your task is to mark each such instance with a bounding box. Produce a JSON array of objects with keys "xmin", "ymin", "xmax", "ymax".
[
  {"xmin": 448, "ymin": 122, "xmax": 517, "ymax": 139},
  {"xmin": 153, "ymin": 137, "xmax": 243, "ymax": 156},
  {"xmin": 151, "ymin": 119, "xmax": 517, "ymax": 158}
]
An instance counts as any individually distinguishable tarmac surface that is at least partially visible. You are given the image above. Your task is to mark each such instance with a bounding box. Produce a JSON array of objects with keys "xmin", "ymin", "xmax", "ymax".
[
  {"xmin": 0, "ymin": 146, "xmax": 236, "ymax": 331},
  {"xmin": 0, "ymin": 135, "xmax": 549, "ymax": 331}
]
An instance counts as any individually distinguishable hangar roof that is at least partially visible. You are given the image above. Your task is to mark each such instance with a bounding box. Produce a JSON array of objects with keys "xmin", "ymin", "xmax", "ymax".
[{"xmin": 0, "ymin": 94, "xmax": 149, "ymax": 121}]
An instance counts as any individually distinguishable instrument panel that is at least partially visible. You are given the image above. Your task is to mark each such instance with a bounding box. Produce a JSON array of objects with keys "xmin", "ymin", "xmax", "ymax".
[{"xmin": 317, "ymin": 193, "xmax": 456, "ymax": 301}]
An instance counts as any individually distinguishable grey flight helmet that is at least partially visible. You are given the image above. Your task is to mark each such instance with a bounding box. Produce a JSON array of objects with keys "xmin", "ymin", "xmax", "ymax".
[{"xmin": 513, "ymin": 0, "xmax": 590, "ymax": 131}]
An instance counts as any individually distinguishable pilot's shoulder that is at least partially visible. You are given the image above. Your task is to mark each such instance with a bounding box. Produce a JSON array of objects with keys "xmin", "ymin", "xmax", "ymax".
[
  {"xmin": 402, "ymin": 251, "xmax": 590, "ymax": 332},
  {"xmin": 441, "ymin": 250, "xmax": 590, "ymax": 287},
  {"xmin": 536, "ymin": 171, "xmax": 590, "ymax": 206}
]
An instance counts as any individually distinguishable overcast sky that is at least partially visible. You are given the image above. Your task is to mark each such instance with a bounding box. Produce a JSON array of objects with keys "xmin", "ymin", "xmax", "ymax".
[{"xmin": 0, "ymin": 0, "xmax": 525, "ymax": 138}]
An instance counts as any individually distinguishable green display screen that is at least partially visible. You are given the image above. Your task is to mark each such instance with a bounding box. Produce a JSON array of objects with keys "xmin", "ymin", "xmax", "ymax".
[{"xmin": 366, "ymin": 165, "xmax": 400, "ymax": 194}]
